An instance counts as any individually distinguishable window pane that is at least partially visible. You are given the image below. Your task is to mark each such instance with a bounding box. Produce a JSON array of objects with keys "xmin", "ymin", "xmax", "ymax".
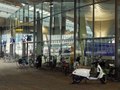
[
  {"xmin": 77, "ymin": 0, "xmax": 93, "ymax": 7},
  {"xmin": 94, "ymin": 1, "xmax": 115, "ymax": 38},
  {"xmin": 95, "ymin": 0, "xmax": 109, "ymax": 2}
]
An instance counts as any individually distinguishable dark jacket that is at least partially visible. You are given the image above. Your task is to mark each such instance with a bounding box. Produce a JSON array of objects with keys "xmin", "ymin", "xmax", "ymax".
[{"xmin": 36, "ymin": 55, "xmax": 42, "ymax": 68}]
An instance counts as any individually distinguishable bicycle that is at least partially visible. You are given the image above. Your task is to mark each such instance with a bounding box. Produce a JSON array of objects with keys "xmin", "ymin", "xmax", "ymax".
[
  {"xmin": 17, "ymin": 56, "xmax": 28, "ymax": 68},
  {"xmin": 29, "ymin": 58, "xmax": 34, "ymax": 67}
]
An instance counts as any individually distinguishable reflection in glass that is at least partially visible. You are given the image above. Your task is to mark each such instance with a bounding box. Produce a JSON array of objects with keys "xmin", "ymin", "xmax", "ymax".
[
  {"xmin": 77, "ymin": 0, "xmax": 93, "ymax": 7},
  {"xmin": 94, "ymin": 1, "xmax": 115, "ymax": 37}
]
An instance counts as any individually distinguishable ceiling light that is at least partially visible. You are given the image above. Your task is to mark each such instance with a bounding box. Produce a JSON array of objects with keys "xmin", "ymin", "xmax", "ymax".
[
  {"xmin": 49, "ymin": 3, "xmax": 53, "ymax": 7},
  {"xmin": 21, "ymin": 3, "xmax": 25, "ymax": 6},
  {"xmin": 29, "ymin": 6, "xmax": 34, "ymax": 11}
]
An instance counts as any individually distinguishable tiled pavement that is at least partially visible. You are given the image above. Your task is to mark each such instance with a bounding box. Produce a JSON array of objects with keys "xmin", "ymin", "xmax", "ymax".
[{"xmin": 0, "ymin": 59, "xmax": 120, "ymax": 90}]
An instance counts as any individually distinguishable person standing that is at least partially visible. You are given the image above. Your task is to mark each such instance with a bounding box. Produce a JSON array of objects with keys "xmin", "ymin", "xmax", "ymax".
[
  {"xmin": 36, "ymin": 55, "xmax": 42, "ymax": 69},
  {"xmin": 76, "ymin": 55, "xmax": 80, "ymax": 64}
]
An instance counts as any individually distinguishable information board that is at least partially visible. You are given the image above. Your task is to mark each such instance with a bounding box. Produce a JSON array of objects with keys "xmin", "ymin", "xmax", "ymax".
[{"xmin": 84, "ymin": 43, "xmax": 115, "ymax": 56}]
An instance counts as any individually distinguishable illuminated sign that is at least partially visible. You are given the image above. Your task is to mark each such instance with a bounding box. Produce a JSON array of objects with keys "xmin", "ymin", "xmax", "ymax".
[{"xmin": 84, "ymin": 43, "xmax": 115, "ymax": 56}]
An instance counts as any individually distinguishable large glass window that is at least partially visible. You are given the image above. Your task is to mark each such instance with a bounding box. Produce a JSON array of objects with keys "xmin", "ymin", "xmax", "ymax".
[
  {"xmin": 77, "ymin": 0, "xmax": 93, "ymax": 7},
  {"xmin": 42, "ymin": 17, "xmax": 50, "ymax": 59},
  {"xmin": 94, "ymin": 0, "xmax": 115, "ymax": 61},
  {"xmin": 43, "ymin": 2, "xmax": 50, "ymax": 18},
  {"xmin": 95, "ymin": 0, "xmax": 108, "ymax": 3},
  {"xmin": 24, "ymin": 5, "xmax": 29, "ymax": 23},
  {"xmin": 76, "ymin": 5, "xmax": 93, "ymax": 65},
  {"xmin": 62, "ymin": 1, "xmax": 74, "ymax": 11},
  {"xmin": 7, "ymin": 0, "xmax": 116, "ymax": 68},
  {"xmin": 19, "ymin": 8, "xmax": 23, "ymax": 24},
  {"xmin": 75, "ymin": 0, "xmax": 115, "ymax": 66},
  {"xmin": 29, "ymin": 5, "xmax": 34, "ymax": 22},
  {"xmin": 94, "ymin": 2, "xmax": 115, "ymax": 38},
  {"xmin": 52, "ymin": 2, "xmax": 61, "ymax": 15}
]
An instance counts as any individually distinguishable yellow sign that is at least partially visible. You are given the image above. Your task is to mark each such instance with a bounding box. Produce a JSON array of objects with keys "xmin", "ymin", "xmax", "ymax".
[{"xmin": 16, "ymin": 29, "xmax": 23, "ymax": 32}]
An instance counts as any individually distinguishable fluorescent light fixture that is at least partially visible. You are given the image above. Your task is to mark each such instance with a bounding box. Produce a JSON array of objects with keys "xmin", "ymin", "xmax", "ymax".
[
  {"xmin": 21, "ymin": 3, "xmax": 25, "ymax": 6},
  {"xmin": 29, "ymin": 6, "xmax": 34, "ymax": 11},
  {"xmin": 15, "ymin": 18, "xmax": 18, "ymax": 20},
  {"xmin": 43, "ymin": 10, "xmax": 50, "ymax": 15},
  {"xmin": 49, "ymin": 3, "xmax": 53, "ymax": 7},
  {"xmin": 36, "ymin": 8, "xmax": 40, "ymax": 12},
  {"xmin": 20, "ymin": 21, "xmax": 23, "ymax": 23}
]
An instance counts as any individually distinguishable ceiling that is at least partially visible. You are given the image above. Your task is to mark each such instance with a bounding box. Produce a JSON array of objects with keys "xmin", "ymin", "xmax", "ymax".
[
  {"xmin": 0, "ymin": 0, "xmax": 42, "ymax": 26},
  {"xmin": 0, "ymin": 0, "xmax": 41, "ymax": 6},
  {"xmin": 0, "ymin": 2, "xmax": 19, "ymax": 18},
  {"xmin": 0, "ymin": 0, "xmax": 119, "ymax": 27}
]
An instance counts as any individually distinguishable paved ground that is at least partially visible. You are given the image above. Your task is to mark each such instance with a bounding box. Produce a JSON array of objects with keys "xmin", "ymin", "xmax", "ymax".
[{"xmin": 0, "ymin": 59, "xmax": 120, "ymax": 90}]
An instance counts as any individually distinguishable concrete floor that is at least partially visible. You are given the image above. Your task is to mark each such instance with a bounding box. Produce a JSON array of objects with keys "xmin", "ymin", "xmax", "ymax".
[{"xmin": 0, "ymin": 59, "xmax": 120, "ymax": 90}]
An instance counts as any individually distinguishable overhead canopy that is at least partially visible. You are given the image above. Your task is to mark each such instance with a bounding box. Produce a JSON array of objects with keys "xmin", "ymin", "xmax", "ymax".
[{"xmin": 0, "ymin": 3, "xmax": 20, "ymax": 18}]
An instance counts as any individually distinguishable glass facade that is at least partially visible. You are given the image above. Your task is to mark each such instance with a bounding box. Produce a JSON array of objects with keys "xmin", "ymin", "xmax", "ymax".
[{"xmin": 2, "ymin": 0, "xmax": 120, "ymax": 79}]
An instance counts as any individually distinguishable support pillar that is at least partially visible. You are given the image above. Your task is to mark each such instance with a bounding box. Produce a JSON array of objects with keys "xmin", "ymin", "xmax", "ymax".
[
  {"xmin": 22, "ymin": 7, "xmax": 26, "ymax": 57},
  {"xmin": 0, "ymin": 29, "xmax": 2, "ymax": 55},
  {"xmin": 115, "ymin": 0, "xmax": 120, "ymax": 81},
  {"xmin": 53, "ymin": 5, "xmax": 61, "ymax": 34},
  {"xmin": 36, "ymin": 11, "xmax": 43, "ymax": 55}
]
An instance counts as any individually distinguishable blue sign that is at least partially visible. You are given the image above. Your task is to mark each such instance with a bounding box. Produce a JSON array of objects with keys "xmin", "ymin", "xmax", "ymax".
[
  {"xmin": 27, "ymin": 35, "xmax": 32, "ymax": 41},
  {"xmin": 10, "ymin": 38, "xmax": 15, "ymax": 43},
  {"xmin": 2, "ymin": 40, "xmax": 7, "ymax": 46},
  {"xmin": 84, "ymin": 43, "xmax": 115, "ymax": 56}
]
